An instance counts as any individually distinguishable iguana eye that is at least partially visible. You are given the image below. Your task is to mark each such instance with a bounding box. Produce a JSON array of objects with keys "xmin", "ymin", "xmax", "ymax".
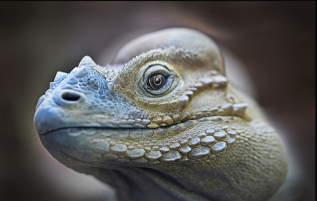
[
  {"xmin": 148, "ymin": 74, "xmax": 166, "ymax": 90},
  {"xmin": 141, "ymin": 64, "xmax": 177, "ymax": 96}
]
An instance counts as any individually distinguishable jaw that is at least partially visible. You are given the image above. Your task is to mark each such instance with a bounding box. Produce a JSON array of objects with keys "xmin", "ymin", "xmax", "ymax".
[
  {"xmin": 39, "ymin": 115, "xmax": 244, "ymax": 201},
  {"xmin": 40, "ymin": 115, "xmax": 287, "ymax": 201},
  {"xmin": 39, "ymin": 115, "xmax": 244, "ymax": 167}
]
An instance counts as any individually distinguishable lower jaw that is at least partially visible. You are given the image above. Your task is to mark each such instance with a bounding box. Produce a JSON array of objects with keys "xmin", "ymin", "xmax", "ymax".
[{"xmin": 40, "ymin": 116, "xmax": 242, "ymax": 166}]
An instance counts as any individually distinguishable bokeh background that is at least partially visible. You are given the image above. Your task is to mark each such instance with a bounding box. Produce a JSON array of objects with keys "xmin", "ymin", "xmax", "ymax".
[{"xmin": 0, "ymin": 2, "xmax": 314, "ymax": 201}]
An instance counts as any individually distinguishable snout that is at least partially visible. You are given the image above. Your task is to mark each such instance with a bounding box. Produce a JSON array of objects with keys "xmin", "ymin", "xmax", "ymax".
[{"xmin": 34, "ymin": 105, "xmax": 66, "ymax": 134}]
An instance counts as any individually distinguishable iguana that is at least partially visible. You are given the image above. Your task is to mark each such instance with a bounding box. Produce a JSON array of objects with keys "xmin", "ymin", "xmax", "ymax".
[{"xmin": 34, "ymin": 28, "xmax": 288, "ymax": 201}]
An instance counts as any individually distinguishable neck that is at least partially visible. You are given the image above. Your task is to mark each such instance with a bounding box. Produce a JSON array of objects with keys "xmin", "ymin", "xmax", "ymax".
[{"xmin": 82, "ymin": 166, "xmax": 210, "ymax": 201}]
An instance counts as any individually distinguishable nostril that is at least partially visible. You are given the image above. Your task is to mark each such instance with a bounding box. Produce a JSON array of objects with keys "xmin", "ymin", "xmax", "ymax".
[
  {"xmin": 54, "ymin": 90, "xmax": 85, "ymax": 107},
  {"xmin": 61, "ymin": 92, "xmax": 81, "ymax": 101}
]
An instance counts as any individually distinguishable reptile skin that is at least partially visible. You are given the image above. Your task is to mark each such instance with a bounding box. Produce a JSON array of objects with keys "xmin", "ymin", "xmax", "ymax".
[{"xmin": 34, "ymin": 28, "xmax": 288, "ymax": 201}]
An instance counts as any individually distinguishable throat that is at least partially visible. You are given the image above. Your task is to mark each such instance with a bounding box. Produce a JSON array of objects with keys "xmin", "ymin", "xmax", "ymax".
[{"xmin": 88, "ymin": 166, "xmax": 211, "ymax": 201}]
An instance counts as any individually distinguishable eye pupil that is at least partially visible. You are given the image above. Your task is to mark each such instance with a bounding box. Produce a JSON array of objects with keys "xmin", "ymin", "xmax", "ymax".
[
  {"xmin": 148, "ymin": 74, "xmax": 166, "ymax": 90},
  {"xmin": 154, "ymin": 76, "xmax": 162, "ymax": 85}
]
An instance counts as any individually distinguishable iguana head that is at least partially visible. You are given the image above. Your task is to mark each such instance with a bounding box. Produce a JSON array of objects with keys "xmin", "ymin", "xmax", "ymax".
[{"xmin": 34, "ymin": 28, "xmax": 287, "ymax": 201}]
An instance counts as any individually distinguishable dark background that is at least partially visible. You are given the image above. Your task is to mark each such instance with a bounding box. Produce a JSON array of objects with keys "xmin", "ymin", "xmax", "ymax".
[{"xmin": 0, "ymin": 2, "xmax": 314, "ymax": 201}]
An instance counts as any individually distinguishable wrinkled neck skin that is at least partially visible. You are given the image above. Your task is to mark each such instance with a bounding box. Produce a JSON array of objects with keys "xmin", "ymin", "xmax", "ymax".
[
  {"xmin": 56, "ymin": 155, "xmax": 217, "ymax": 201},
  {"xmin": 35, "ymin": 28, "xmax": 288, "ymax": 201}
]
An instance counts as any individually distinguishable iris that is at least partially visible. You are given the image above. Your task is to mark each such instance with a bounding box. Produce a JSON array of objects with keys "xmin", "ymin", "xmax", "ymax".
[{"xmin": 148, "ymin": 74, "xmax": 166, "ymax": 90}]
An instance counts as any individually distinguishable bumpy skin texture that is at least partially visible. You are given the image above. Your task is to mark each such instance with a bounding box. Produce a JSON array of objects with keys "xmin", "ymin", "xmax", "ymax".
[{"xmin": 34, "ymin": 28, "xmax": 288, "ymax": 201}]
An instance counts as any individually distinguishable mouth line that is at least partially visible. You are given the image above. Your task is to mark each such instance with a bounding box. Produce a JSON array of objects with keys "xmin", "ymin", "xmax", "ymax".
[
  {"xmin": 39, "ymin": 115, "xmax": 243, "ymax": 135},
  {"xmin": 39, "ymin": 126, "xmax": 149, "ymax": 135}
]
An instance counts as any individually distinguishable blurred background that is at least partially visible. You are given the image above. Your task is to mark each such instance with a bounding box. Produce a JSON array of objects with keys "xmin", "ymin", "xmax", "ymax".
[{"xmin": 0, "ymin": 2, "xmax": 314, "ymax": 201}]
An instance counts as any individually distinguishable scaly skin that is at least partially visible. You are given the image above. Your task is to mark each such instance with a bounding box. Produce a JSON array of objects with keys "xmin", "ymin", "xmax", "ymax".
[{"xmin": 34, "ymin": 28, "xmax": 288, "ymax": 201}]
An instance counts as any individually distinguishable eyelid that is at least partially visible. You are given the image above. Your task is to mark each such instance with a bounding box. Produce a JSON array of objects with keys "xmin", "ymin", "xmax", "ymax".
[{"xmin": 143, "ymin": 65, "xmax": 171, "ymax": 81}]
